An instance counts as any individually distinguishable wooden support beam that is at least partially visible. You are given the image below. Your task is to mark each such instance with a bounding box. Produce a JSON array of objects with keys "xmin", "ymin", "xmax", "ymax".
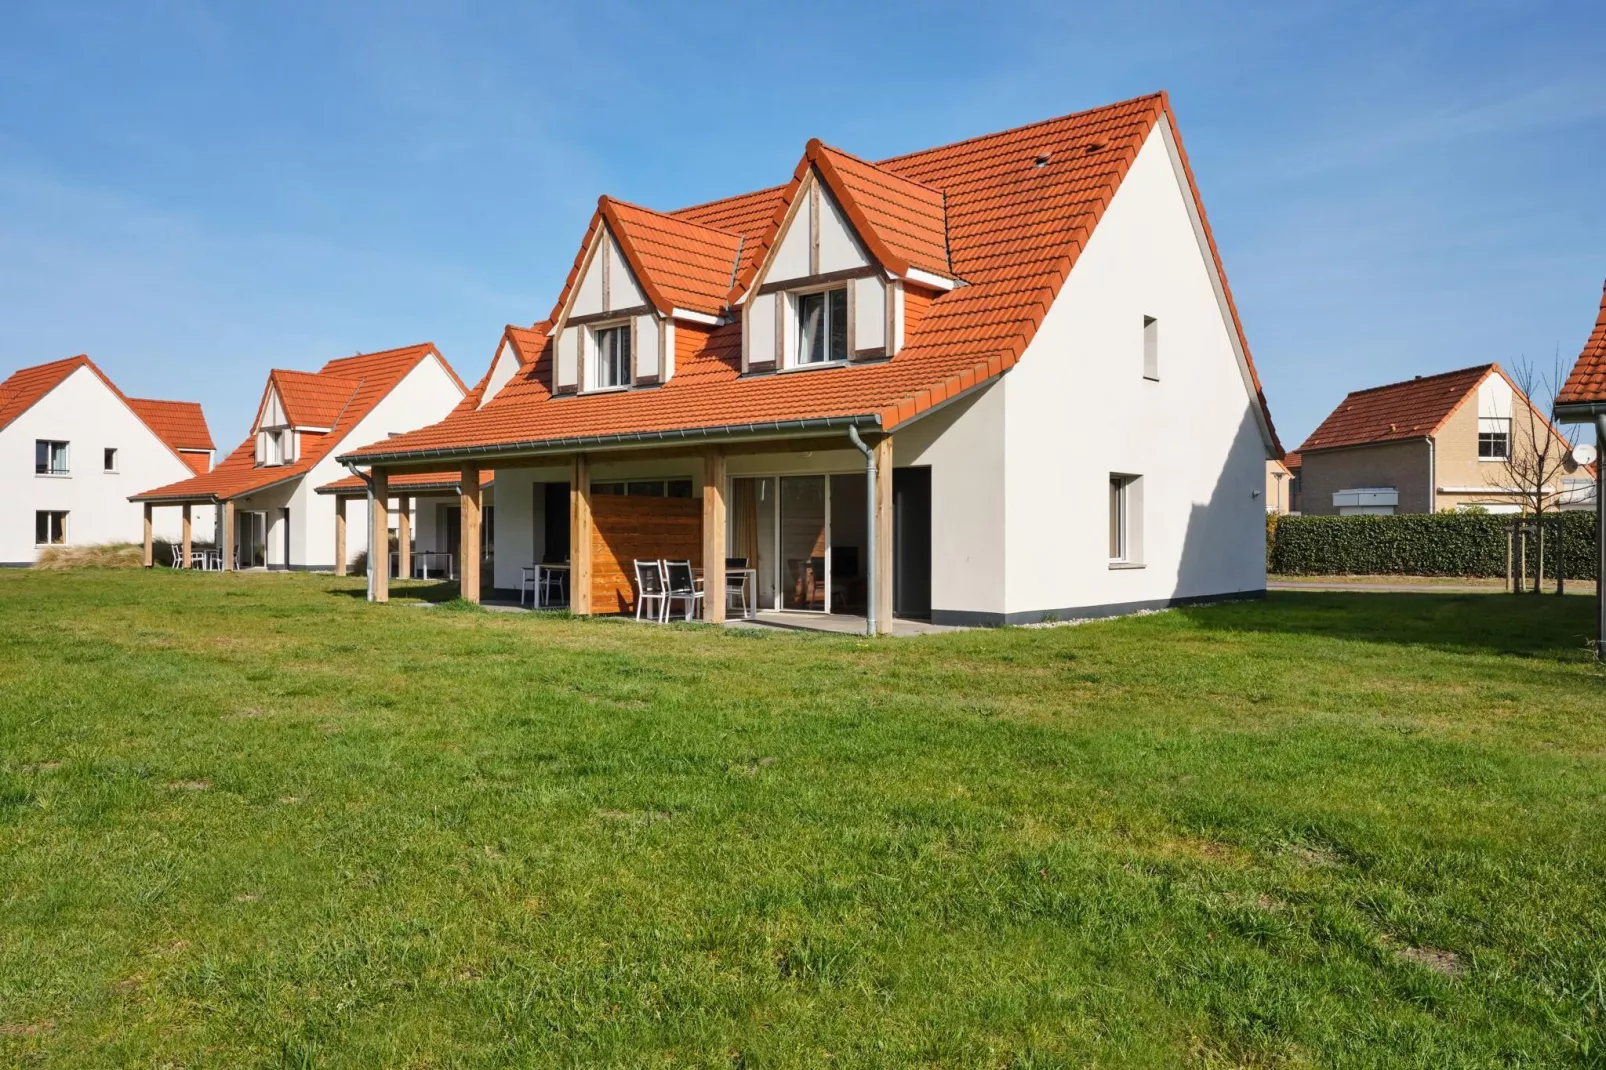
[
  {"xmin": 334, "ymin": 496, "xmax": 347, "ymax": 576},
  {"xmin": 570, "ymin": 453, "xmax": 594, "ymax": 615},
  {"xmin": 371, "ymin": 469, "xmax": 389, "ymax": 603},
  {"xmin": 397, "ymin": 495, "xmax": 412, "ymax": 582},
  {"xmin": 873, "ymin": 436, "xmax": 894, "ymax": 636},
  {"xmin": 458, "ymin": 465, "xmax": 481, "ymax": 603},
  {"xmin": 702, "ymin": 448, "xmax": 727, "ymax": 623},
  {"xmin": 221, "ymin": 501, "xmax": 235, "ymax": 572},
  {"xmin": 142, "ymin": 503, "xmax": 154, "ymax": 567},
  {"xmin": 181, "ymin": 505, "xmax": 192, "ymax": 568}
]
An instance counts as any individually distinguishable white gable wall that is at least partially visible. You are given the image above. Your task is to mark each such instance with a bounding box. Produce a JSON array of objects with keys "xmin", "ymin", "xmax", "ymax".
[
  {"xmin": 994, "ymin": 124, "xmax": 1270, "ymax": 621},
  {"xmin": 479, "ymin": 340, "xmax": 520, "ymax": 409},
  {"xmin": 764, "ymin": 177, "xmax": 872, "ymax": 287},
  {"xmin": 0, "ymin": 365, "xmax": 207, "ymax": 564}
]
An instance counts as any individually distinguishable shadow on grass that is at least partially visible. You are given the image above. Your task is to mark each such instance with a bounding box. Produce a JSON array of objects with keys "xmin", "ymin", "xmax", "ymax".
[
  {"xmin": 325, "ymin": 580, "xmax": 462, "ymax": 604},
  {"xmin": 1178, "ymin": 590, "xmax": 1601, "ymax": 661}
]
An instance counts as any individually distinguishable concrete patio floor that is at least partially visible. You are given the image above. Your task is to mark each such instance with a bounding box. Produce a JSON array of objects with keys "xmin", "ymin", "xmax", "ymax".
[{"xmin": 477, "ymin": 600, "xmax": 959, "ymax": 636}]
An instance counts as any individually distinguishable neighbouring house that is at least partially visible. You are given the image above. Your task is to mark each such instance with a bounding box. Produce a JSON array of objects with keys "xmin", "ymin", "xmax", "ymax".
[
  {"xmin": 131, "ymin": 344, "xmax": 466, "ymax": 571},
  {"xmin": 1553, "ymin": 280, "xmax": 1606, "ymax": 512},
  {"xmin": 339, "ymin": 92, "xmax": 1281, "ymax": 629},
  {"xmin": 1265, "ymin": 452, "xmax": 1301, "ymax": 514},
  {"xmin": 1297, "ymin": 364, "xmax": 1586, "ymax": 516},
  {"xmin": 0, "ymin": 355, "xmax": 214, "ymax": 565}
]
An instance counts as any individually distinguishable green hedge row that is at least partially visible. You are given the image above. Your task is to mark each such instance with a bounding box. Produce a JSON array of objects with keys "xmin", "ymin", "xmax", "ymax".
[{"xmin": 1268, "ymin": 511, "xmax": 1598, "ymax": 579}]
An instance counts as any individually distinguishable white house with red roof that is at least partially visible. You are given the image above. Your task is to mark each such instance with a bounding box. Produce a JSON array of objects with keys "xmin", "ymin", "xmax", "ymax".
[
  {"xmin": 342, "ymin": 93, "xmax": 1282, "ymax": 628},
  {"xmin": 132, "ymin": 343, "xmax": 466, "ymax": 571},
  {"xmin": 0, "ymin": 355, "xmax": 214, "ymax": 565}
]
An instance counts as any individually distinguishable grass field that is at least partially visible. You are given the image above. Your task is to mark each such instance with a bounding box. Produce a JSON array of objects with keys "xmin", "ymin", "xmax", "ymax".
[{"xmin": 1, "ymin": 570, "xmax": 1604, "ymax": 1067}]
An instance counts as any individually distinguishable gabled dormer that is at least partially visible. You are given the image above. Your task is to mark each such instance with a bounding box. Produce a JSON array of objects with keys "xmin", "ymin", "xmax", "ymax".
[
  {"xmin": 548, "ymin": 197, "xmax": 742, "ymax": 396},
  {"xmin": 735, "ymin": 140, "xmax": 959, "ymax": 374},
  {"xmin": 252, "ymin": 370, "xmax": 357, "ymax": 467}
]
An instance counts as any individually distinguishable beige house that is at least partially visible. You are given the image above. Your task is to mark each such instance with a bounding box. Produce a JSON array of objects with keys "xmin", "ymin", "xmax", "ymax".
[
  {"xmin": 1298, "ymin": 364, "xmax": 1586, "ymax": 515},
  {"xmin": 1264, "ymin": 453, "xmax": 1300, "ymax": 514}
]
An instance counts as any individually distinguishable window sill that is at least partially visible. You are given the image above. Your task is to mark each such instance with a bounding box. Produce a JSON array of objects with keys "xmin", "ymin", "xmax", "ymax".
[
  {"xmin": 36, "ymin": 472, "xmax": 71, "ymax": 479},
  {"xmin": 1108, "ymin": 561, "xmax": 1146, "ymax": 570},
  {"xmin": 1477, "ymin": 458, "xmax": 1509, "ymax": 463},
  {"xmin": 580, "ymin": 385, "xmax": 631, "ymax": 395},
  {"xmin": 778, "ymin": 360, "xmax": 849, "ymax": 374}
]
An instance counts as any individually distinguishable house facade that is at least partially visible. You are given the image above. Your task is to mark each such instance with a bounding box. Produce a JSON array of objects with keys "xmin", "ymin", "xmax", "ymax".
[
  {"xmin": 1298, "ymin": 364, "xmax": 1585, "ymax": 516},
  {"xmin": 132, "ymin": 344, "xmax": 466, "ymax": 571},
  {"xmin": 0, "ymin": 355, "xmax": 213, "ymax": 565},
  {"xmin": 341, "ymin": 94, "xmax": 1281, "ymax": 629}
]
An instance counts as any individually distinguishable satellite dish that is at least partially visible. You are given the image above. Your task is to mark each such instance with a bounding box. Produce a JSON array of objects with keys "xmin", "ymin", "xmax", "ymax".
[{"xmin": 1572, "ymin": 443, "xmax": 1597, "ymax": 467}]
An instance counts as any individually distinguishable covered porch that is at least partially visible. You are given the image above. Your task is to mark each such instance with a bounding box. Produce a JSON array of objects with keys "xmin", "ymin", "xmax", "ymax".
[
  {"xmin": 362, "ymin": 431, "xmax": 925, "ymax": 636},
  {"xmin": 316, "ymin": 470, "xmax": 495, "ymax": 583},
  {"xmin": 134, "ymin": 494, "xmax": 233, "ymax": 570}
]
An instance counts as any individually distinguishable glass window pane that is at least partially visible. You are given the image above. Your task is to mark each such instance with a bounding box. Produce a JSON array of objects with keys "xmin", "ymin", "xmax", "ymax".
[
  {"xmin": 828, "ymin": 288, "xmax": 847, "ymax": 361},
  {"xmin": 780, "ymin": 476, "xmax": 827, "ymax": 610},
  {"xmin": 35, "ymin": 441, "xmax": 46, "ymax": 473},
  {"xmin": 36, "ymin": 512, "xmax": 47, "ymax": 544},
  {"xmin": 627, "ymin": 481, "xmax": 666, "ymax": 497},
  {"xmin": 667, "ymin": 480, "xmax": 693, "ymax": 498},
  {"xmin": 797, "ymin": 292, "xmax": 824, "ymax": 363}
]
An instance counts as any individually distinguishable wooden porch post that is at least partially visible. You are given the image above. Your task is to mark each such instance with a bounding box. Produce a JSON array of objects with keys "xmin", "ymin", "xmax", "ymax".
[
  {"xmin": 221, "ymin": 501, "xmax": 235, "ymax": 572},
  {"xmin": 397, "ymin": 495, "xmax": 412, "ymax": 582},
  {"xmin": 142, "ymin": 503, "xmax": 154, "ymax": 567},
  {"xmin": 334, "ymin": 496, "xmax": 348, "ymax": 576},
  {"xmin": 458, "ymin": 465, "xmax": 481, "ymax": 603},
  {"xmin": 181, "ymin": 505, "xmax": 193, "ymax": 568},
  {"xmin": 873, "ymin": 436, "xmax": 894, "ymax": 636},
  {"xmin": 570, "ymin": 453, "xmax": 593, "ymax": 615},
  {"xmin": 371, "ymin": 469, "xmax": 389, "ymax": 603},
  {"xmin": 702, "ymin": 448, "xmax": 727, "ymax": 623}
]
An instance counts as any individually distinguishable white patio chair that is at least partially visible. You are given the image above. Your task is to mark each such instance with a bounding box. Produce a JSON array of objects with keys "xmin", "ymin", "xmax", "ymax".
[
  {"xmin": 538, "ymin": 562, "xmax": 567, "ymax": 607},
  {"xmin": 661, "ymin": 560, "xmax": 704, "ymax": 621},
  {"xmin": 634, "ymin": 559, "xmax": 668, "ymax": 622}
]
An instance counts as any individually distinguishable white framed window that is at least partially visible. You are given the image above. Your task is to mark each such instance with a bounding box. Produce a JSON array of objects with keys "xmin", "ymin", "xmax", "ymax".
[
  {"xmin": 794, "ymin": 287, "xmax": 848, "ymax": 365},
  {"xmin": 35, "ymin": 440, "xmax": 68, "ymax": 475},
  {"xmin": 1478, "ymin": 418, "xmax": 1510, "ymax": 460},
  {"xmin": 1143, "ymin": 316, "xmax": 1159, "ymax": 381},
  {"xmin": 1109, "ymin": 474, "xmax": 1144, "ymax": 565},
  {"xmin": 103, "ymin": 447, "xmax": 118, "ymax": 473},
  {"xmin": 258, "ymin": 428, "xmax": 293, "ymax": 466},
  {"xmin": 35, "ymin": 510, "xmax": 68, "ymax": 546},
  {"xmin": 593, "ymin": 324, "xmax": 631, "ymax": 389}
]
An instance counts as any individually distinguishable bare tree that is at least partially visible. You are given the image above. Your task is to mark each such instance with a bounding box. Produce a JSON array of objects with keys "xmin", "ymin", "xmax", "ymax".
[{"xmin": 1488, "ymin": 353, "xmax": 1576, "ymax": 516}]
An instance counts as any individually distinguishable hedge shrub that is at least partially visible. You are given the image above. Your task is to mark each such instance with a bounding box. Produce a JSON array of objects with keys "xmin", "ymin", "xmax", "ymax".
[{"xmin": 1268, "ymin": 511, "xmax": 1598, "ymax": 579}]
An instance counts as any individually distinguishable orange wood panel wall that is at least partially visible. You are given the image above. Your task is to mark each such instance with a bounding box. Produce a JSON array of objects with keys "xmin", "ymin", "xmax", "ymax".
[{"xmin": 591, "ymin": 494, "xmax": 703, "ymax": 613}]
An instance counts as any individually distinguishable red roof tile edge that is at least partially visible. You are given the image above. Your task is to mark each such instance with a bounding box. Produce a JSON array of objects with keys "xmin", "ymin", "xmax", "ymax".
[{"xmin": 1556, "ymin": 279, "xmax": 1606, "ymax": 408}]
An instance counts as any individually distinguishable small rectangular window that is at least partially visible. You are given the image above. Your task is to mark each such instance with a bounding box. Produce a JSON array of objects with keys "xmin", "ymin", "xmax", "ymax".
[
  {"xmin": 594, "ymin": 325, "xmax": 631, "ymax": 388},
  {"xmin": 1109, "ymin": 474, "xmax": 1143, "ymax": 564},
  {"xmin": 1143, "ymin": 316, "xmax": 1159, "ymax": 380},
  {"xmin": 35, "ymin": 440, "xmax": 69, "ymax": 475},
  {"xmin": 795, "ymin": 288, "xmax": 848, "ymax": 365},
  {"xmin": 104, "ymin": 447, "xmax": 118, "ymax": 472},
  {"xmin": 1478, "ymin": 417, "xmax": 1510, "ymax": 460},
  {"xmin": 34, "ymin": 511, "xmax": 68, "ymax": 546}
]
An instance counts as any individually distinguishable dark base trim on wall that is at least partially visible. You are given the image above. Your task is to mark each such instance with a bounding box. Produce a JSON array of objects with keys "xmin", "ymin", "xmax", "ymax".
[
  {"xmin": 930, "ymin": 588, "xmax": 1266, "ymax": 629},
  {"xmin": 1, "ymin": 561, "xmax": 33, "ymax": 569}
]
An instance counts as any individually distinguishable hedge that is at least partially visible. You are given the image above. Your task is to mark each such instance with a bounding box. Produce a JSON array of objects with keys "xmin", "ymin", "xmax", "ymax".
[{"xmin": 1268, "ymin": 511, "xmax": 1598, "ymax": 579}]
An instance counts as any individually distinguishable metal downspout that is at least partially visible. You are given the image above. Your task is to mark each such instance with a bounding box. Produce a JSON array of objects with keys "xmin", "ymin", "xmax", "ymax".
[
  {"xmin": 344, "ymin": 463, "xmax": 376, "ymax": 603},
  {"xmin": 847, "ymin": 426, "xmax": 877, "ymax": 638},
  {"xmin": 1427, "ymin": 436, "xmax": 1436, "ymax": 514},
  {"xmin": 1597, "ymin": 416, "xmax": 1606, "ymax": 660}
]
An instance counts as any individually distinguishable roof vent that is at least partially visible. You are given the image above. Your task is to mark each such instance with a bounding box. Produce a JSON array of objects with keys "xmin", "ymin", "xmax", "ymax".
[
  {"xmin": 1084, "ymin": 140, "xmax": 1108, "ymax": 154},
  {"xmin": 1033, "ymin": 153, "xmax": 1051, "ymax": 168}
]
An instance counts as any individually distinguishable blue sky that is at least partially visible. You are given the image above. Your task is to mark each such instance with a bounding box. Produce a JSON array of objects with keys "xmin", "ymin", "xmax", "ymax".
[{"xmin": 2, "ymin": 0, "xmax": 1603, "ymax": 452}]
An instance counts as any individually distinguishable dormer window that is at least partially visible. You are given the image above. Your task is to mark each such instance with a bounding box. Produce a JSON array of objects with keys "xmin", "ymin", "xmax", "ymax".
[
  {"xmin": 593, "ymin": 324, "xmax": 632, "ymax": 389},
  {"xmin": 795, "ymin": 288, "xmax": 848, "ymax": 365},
  {"xmin": 256, "ymin": 428, "xmax": 294, "ymax": 467}
]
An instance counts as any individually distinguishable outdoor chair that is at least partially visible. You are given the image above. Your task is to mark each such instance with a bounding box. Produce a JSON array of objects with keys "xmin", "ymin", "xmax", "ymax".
[
  {"xmin": 634, "ymin": 559, "xmax": 668, "ymax": 622},
  {"xmin": 724, "ymin": 556, "xmax": 751, "ymax": 616},
  {"xmin": 661, "ymin": 559, "xmax": 704, "ymax": 621},
  {"xmin": 539, "ymin": 560, "xmax": 567, "ymax": 607}
]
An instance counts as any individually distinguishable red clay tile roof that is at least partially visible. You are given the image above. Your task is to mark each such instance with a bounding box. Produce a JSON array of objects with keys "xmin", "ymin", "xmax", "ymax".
[
  {"xmin": 598, "ymin": 199, "xmax": 743, "ymax": 318},
  {"xmin": 267, "ymin": 369, "xmax": 361, "ymax": 429},
  {"xmin": 1298, "ymin": 365, "xmax": 1495, "ymax": 452},
  {"xmin": 127, "ymin": 398, "xmax": 214, "ymax": 473},
  {"xmin": 807, "ymin": 141, "xmax": 952, "ymax": 279},
  {"xmin": 1557, "ymin": 279, "xmax": 1606, "ymax": 407},
  {"xmin": 317, "ymin": 469, "xmax": 495, "ymax": 495},
  {"xmin": 0, "ymin": 355, "xmax": 211, "ymax": 471},
  {"xmin": 347, "ymin": 93, "xmax": 1280, "ymax": 465},
  {"xmin": 132, "ymin": 343, "xmax": 461, "ymax": 502},
  {"xmin": 1282, "ymin": 451, "xmax": 1301, "ymax": 470}
]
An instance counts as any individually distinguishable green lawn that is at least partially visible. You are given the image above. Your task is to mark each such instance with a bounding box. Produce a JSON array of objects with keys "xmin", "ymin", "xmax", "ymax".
[{"xmin": 1, "ymin": 571, "xmax": 1604, "ymax": 1068}]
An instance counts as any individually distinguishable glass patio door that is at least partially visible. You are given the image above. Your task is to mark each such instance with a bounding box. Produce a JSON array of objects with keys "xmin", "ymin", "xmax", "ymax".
[
  {"xmin": 780, "ymin": 476, "xmax": 826, "ymax": 611},
  {"xmin": 236, "ymin": 511, "xmax": 267, "ymax": 569}
]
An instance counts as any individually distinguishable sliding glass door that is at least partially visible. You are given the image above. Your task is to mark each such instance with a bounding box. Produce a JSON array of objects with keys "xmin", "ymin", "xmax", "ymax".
[
  {"xmin": 779, "ymin": 476, "xmax": 826, "ymax": 611},
  {"xmin": 732, "ymin": 473, "xmax": 866, "ymax": 614},
  {"xmin": 236, "ymin": 511, "xmax": 267, "ymax": 569}
]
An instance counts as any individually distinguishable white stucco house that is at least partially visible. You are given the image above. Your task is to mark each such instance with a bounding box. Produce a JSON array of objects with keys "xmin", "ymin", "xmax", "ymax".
[
  {"xmin": 132, "ymin": 343, "xmax": 466, "ymax": 571},
  {"xmin": 340, "ymin": 92, "xmax": 1283, "ymax": 629},
  {"xmin": 0, "ymin": 355, "xmax": 214, "ymax": 565}
]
